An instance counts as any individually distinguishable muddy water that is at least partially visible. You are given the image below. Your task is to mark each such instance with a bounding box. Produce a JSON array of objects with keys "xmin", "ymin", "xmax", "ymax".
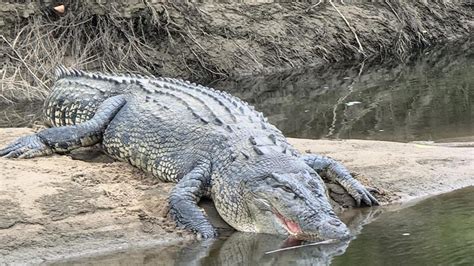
[
  {"xmin": 215, "ymin": 41, "xmax": 473, "ymax": 142},
  {"xmin": 54, "ymin": 187, "xmax": 474, "ymax": 265}
]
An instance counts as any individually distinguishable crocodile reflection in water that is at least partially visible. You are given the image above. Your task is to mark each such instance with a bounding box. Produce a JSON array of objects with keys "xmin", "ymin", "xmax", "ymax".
[
  {"xmin": 176, "ymin": 233, "xmax": 349, "ymax": 266},
  {"xmin": 175, "ymin": 207, "xmax": 382, "ymax": 265},
  {"xmin": 59, "ymin": 207, "xmax": 382, "ymax": 265}
]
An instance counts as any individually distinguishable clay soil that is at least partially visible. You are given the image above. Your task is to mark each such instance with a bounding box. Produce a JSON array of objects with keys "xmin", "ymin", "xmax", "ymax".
[{"xmin": 1, "ymin": 128, "xmax": 472, "ymax": 264}]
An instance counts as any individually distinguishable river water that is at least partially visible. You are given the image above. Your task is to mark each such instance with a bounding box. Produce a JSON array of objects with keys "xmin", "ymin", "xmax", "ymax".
[
  {"xmin": 215, "ymin": 41, "xmax": 473, "ymax": 143},
  {"xmin": 332, "ymin": 187, "xmax": 474, "ymax": 266}
]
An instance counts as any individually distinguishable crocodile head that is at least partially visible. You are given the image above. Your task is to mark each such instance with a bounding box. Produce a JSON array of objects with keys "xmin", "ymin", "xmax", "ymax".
[{"xmin": 240, "ymin": 170, "xmax": 350, "ymax": 240}]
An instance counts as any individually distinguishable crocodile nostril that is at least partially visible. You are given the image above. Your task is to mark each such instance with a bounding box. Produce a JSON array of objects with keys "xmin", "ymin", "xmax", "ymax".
[{"xmin": 328, "ymin": 219, "xmax": 342, "ymax": 226}]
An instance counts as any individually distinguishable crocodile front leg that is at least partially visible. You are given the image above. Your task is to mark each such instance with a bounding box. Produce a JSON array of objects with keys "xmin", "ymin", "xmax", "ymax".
[
  {"xmin": 168, "ymin": 162, "xmax": 217, "ymax": 239},
  {"xmin": 301, "ymin": 154, "xmax": 379, "ymax": 207},
  {"xmin": 0, "ymin": 95, "xmax": 126, "ymax": 159}
]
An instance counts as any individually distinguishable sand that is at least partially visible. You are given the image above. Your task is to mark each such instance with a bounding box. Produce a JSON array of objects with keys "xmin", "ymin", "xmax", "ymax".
[{"xmin": 0, "ymin": 128, "xmax": 472, "ymax": 263}]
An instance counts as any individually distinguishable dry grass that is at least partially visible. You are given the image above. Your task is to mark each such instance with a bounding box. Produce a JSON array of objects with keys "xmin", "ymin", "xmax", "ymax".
[{"xmin": 0, "ymin": 2, "xmax": 224, "ymax": 103}]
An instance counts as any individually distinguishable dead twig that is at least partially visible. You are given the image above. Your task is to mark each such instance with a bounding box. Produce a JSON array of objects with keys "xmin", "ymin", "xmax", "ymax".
[
  {"xmin": 265, "ymin": 239, "xmax": 339, "ymax": 255},
  {"xmin": 329, "ymin": 0, "xmax": 364, "ymax": 54},
  {"xmin": 306, "ymin": 0, "xmax": 322, "ymax": 12},
  {"xmin": 384, "ymin": 0, "xmax": 402, "ymax": 23},
  {"xmin": 1, "ymin": 35, "xmax": 48, "ymax": 90}
]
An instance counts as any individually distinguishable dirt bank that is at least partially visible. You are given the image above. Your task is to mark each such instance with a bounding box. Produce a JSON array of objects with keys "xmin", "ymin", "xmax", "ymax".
[
  {"xmin": 1, "ymin": 128, "xmax": 472, "ymax": 263},
  {"xmin": 1, "ymin": 1, "xmax": 473, "ymax": 103}
]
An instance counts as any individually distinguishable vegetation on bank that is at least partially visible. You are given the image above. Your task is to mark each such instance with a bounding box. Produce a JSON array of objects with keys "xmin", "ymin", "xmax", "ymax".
[{"xmin": 0, "ymin": 1, "xmax": 472, "ymax": 103}]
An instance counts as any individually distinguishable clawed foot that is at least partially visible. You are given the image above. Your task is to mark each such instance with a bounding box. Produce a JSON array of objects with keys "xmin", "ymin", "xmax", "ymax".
[
  {"xmin": 174, "ymin": 219, "xmax": 218, "ymax": 239},
  {"xmin": 169, "ymin": 205, "xmax": 218, "ymax": 239},
  {"xmin": 0, "ymin": 135, "xmax": 52, "ymax": 159},
  {"xmin": 349, "ymin": 183, "xmax": 380, "ymax": 207},
  {"xmin": 196, "ymin": 227, "xmax": 218, "ymax": 239}
]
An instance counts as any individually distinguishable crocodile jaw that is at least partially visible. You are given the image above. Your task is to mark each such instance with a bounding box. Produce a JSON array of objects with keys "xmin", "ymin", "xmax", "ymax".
[{"xmin": 274, "ymin": 209, "xmax": 302, "ymax": 236}]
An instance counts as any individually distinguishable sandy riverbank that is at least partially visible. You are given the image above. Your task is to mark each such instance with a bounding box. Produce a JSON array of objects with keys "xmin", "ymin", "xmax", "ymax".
[{"xmin": 0, "ymin": 128, "xmax": 472, "ymax": 263}]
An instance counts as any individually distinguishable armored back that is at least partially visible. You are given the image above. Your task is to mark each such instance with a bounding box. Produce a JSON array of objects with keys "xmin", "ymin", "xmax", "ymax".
[{"xmin": 44, "ymin": 67, "xmax": 126, "ymax": 127}]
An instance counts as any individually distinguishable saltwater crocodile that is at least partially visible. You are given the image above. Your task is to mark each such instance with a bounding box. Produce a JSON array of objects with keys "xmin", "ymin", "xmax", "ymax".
[{"xmin": 0, "ymin": 67, "xmax": 378, "ymax": 239}]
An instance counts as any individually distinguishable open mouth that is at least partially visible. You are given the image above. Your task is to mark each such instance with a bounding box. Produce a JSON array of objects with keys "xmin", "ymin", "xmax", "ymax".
[{"xmin": 273, "ymin": 209, "xmax": 302, "ymax": 235}]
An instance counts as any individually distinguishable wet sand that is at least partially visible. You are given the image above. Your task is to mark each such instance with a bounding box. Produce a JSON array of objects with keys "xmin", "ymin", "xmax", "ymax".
[{"xmin": 0, "ymin": 128, "xmax": 472, "ymax": 263}]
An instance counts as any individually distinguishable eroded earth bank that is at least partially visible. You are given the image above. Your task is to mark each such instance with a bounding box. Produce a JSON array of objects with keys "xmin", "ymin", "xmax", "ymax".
[
  {"xmin": 1, "ymin": 1, "xmax": 473, "ymax": 103},
  {"xmin": 1, "ymin": 128, "xmax": 472, "ymax": 264}
]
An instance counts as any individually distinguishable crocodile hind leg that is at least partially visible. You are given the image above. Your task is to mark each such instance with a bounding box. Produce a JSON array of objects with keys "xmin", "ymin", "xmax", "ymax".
[
  {"xmin": 301, "ymin": 154, "xmax": 379, "ymax": 206},
  {"xmin": 168, "ymin": 162, "xmax": 217, "ymax": 239},
  {"xmin": 0, "ymin": 95, "xmax": 126, "ymax": 159}
]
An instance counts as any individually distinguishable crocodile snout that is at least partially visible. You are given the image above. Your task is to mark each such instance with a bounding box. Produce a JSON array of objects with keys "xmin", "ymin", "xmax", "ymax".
[{"xmin": 318, "ymin": 218, "xmax": 351, "ymax": 240}]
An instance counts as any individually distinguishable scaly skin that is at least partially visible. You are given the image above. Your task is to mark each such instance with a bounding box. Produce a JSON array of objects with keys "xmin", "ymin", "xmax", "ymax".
[{"xmin": 0, "ymin": 66, "xmax": 378, "ymax": 239}]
